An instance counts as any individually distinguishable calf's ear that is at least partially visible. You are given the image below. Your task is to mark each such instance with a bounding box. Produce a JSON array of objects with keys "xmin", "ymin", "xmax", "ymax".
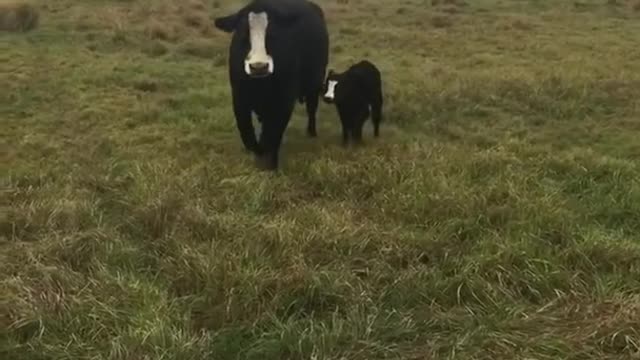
[{"xmin": 214, "ymin": 13, "xmax": 239, "ymax": 33}]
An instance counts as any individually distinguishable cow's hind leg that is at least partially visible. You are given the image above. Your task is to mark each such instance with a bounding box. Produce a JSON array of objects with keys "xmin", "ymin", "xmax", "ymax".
[
  {"xmin": 371, "ymin": 103, "xmax": 382, "ymax": 138},
  {"xmin": 371, "ymin": 91, "xmax": 383, "ymax": 138},
  {"xmin": 305, "ymin": 90, "xmax": 319, "ymax": 138}
]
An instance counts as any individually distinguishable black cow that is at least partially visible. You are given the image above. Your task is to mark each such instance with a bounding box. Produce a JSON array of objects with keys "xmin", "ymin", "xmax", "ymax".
[
  {"xmin": 322, "ymin": 60, "xmax": 383, "ymax": 145},
  {"xmin": 214, "ymin": 0, "xmax": 329, "ymax": 170}
]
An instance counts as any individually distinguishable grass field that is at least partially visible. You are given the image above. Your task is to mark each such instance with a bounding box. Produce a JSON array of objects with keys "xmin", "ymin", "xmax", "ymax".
[{"xmin": 2, "ymin": 0, "xmax": 640, "ymax": 358}]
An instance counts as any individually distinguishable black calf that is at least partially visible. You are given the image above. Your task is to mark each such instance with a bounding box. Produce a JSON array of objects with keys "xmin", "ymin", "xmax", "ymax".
[{"xmin": 323, "ymin": 60, "xmax": 383, "ymax": 145}]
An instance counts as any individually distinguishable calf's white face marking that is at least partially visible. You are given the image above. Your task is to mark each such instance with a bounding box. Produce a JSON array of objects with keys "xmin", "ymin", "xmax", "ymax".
[
  {"xmin": 324, "ymin": 80, "xmax": 338, "ymax": 100},
  {"xmin": 245, "ymin": 12, "xmax": 274, "ymax": 77}
]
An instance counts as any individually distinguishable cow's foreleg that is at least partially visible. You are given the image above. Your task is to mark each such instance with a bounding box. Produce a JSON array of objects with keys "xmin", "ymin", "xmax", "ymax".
[
  {"xmin": 232, "ymin": 93, "xmax": 260, "ymax": 154},
  {"xmin": 256, "ymin": 101, "xmax": 295, "ymax": 171}
]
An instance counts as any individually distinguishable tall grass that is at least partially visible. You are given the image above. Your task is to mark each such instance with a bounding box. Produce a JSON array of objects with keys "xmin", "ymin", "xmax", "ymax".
[{"xmin": 2, "ymin": 0, "xmax": 640, "ymax": 359}]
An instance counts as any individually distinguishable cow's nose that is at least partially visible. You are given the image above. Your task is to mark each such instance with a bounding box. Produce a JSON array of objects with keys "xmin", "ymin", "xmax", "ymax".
[{"xmin": 249, "ymin": 62, "xmax": 269, "ymax": 73}]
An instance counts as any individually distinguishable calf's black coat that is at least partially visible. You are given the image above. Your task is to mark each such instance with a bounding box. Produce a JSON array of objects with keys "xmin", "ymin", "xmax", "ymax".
[
  {"xmin": 323, "ymin": 60, "xmax": 383, "ymax": 145},
  {"xmin": 214, "ymin": 0, "xmax": 329, "ymax": 170}
]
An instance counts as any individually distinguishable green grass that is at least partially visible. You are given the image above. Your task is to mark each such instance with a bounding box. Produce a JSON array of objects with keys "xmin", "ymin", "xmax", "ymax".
[{"xmin": 2, "ymin": 0, "xmax": 640, "ymax": 358}]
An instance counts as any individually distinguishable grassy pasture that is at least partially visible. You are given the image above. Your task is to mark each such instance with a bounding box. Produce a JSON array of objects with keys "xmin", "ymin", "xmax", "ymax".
[{"xmin": 2, "ymin": 0, "xmax": 640, "ymax": 359}]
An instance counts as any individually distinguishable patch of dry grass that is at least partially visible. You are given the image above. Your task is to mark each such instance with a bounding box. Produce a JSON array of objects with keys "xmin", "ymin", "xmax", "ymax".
[
  {"xmin": 178, "ymin": 38, "xmax": 220, "ymax": 58},
  {"xmin": 431, "ymin": 14, "xmax": 453, "ymax": 28},
  {"xmin": 2, "ymin": 0, "xmax": 640, "ymax": 359},
  {"xmin": 141, "ymin": 40, "xmax": 169, "ymax": 56},
  {"xmin": 0, "ymin": 1, "xmax": 38, "ymax": 32},
  {"xmin": 145, "ymin": 19, "xmax": 176, "ymax": 41},
  {"xmin": 432, "ymin": 0, "xmax": 468, "ymax": 7},
  {"xmin": 136, "ymin": 0, "xmax": 214, "ymax": 41}
]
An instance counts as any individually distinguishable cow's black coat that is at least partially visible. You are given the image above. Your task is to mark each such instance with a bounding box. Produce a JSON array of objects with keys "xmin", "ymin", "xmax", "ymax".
[
  {"xmin": 323, "ymin": 60, "xmax": 383, "ymax": 145},
  {"xmin": 214, "ymin": 0, "xmax": 329, "ymax": 170}
]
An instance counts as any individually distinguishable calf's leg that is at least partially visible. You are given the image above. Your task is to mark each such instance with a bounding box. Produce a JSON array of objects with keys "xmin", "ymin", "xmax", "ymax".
[
  {"xmin": 341, "ymin": 119, "xmax": 349, "ymax": 146},
  {"xmin": 337, "ymin": 105, "xmax": 350, "ymax": 146},
  {"xmin": 352, "ymin": 119, "xmax": 364, "ymax": 144},
  {"xmin": 352, "ymin": 107, "xmax": 369, "ymax": 145}
]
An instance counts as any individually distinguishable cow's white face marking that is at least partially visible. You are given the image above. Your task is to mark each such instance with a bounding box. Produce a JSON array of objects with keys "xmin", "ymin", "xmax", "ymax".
[
  {"xmin": 324, "ymin": 80, "xmax": 338, "ymax": 100},
  {"xmin": 245, "ymin": 12, "xmax": 274, "ymax": 77}
]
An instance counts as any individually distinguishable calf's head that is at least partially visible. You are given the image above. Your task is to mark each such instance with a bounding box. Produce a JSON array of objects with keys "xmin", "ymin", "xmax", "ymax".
[
  {"xmin": 214, "ymin": 2, "xmax": 298, "ymax": 79},
  {"xmin": 323, "ymin": 70, "xmax": 340, "ymax": 103}
]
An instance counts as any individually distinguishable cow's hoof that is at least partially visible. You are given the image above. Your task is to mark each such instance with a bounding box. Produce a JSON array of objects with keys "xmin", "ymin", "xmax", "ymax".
[
  {"xmin": 307, "ymin": 129, "xmax": 317, "ymax": 138},
  {"xmin": 255, "ymin": 154, "xmax": 277, "ymax": 171},
  {"xmin": 244, "ymin": 144, "xmax": 262, "ymax": 154}
]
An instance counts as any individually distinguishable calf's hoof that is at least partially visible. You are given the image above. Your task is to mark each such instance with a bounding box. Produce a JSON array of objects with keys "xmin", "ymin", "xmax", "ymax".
[{"xmin": 307, "ymin": 128, "xmax": 317, "ymax": 138}]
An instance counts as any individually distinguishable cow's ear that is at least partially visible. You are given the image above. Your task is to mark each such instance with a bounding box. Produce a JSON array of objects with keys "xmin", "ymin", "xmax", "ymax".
[{"xmin": 214, "ymin": 13, "xmax": 239, "ymax": 33}]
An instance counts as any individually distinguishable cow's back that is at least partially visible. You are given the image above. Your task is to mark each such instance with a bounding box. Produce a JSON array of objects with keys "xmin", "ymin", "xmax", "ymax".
[{"xmin": 296, "ymin": 1, "xmax": 329, "ymax": 90}]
